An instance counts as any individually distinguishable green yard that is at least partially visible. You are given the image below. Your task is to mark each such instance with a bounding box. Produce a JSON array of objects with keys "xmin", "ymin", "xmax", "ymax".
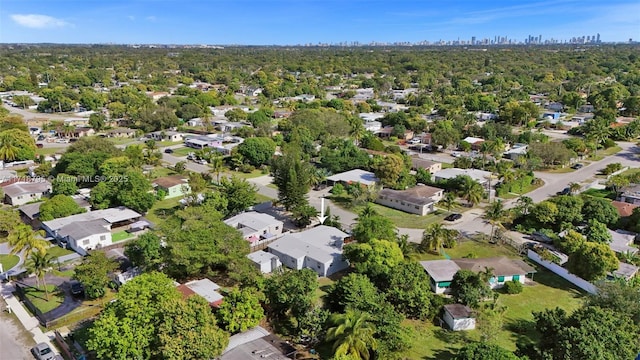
[
  {"xmin": 0, "ymin": 254, "xmax": 19, "ymax": 272},
  {"xmin": 148, "ymin": 166, "xmax": 178, "ymax": 179},
  {"xmin": 106, "ymin": 137, "xmax": 137, "ymax": 146},
  {"xmin": 46, "ymin": 246, "xmax": 74, "ymax": 258},
  {"xmin": 400, "ymin": 266, "xmax": 585, "ymax": 359},
  {"xmin": 581, "ymin": 188, "xmax": 616, "ymax": 199},
  {"xmin": 255, "ymin": 193, "xmax": 274, "ymax": 204},
  {"xmin": 416, "ymin": 239, "xmax": 521, "ymax": 261},
  {"xmin": 112, "ymin": 230, "xmax": 134, "ymax": 243},
  {"xmin": 229, "ymin": 169, "xmax": 268, "ymax": 179},
  {"xmin": 170, "ymin": 146, "xmax": 194, "ymax": 157},
  {"xmin": 35, "ymin": 147, "xmax": 65, "ymax": 156},
  {"xmin": 146, "ymin": 197, "xmax": 182, "ymax": 225},
  {"xmin": 23, "ymin": 284, "xmax": 64, "ymax": 314},
  {"xmin": 587, "ymin": 146, "xmax": 622, "ymax": 161}
]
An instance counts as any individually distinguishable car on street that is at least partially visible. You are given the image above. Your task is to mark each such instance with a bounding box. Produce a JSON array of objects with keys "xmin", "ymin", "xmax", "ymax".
[
  {"xmin": 444, "ymin": 213, "xmax": 462, "ymax": 221},
  {"xmin": 557, "ymin": 187, "xmax": 571, "ymax": 196},
  {"xmin": 571, "ymin": 163, "xmax": 584, "ymax": 169},
  {"xmin": 196, "ymin": 159, "xmax": 208, "ymax": 165},
  {"xmin": 164, "ymin": 148, "xmax": 174, "ymax": 154},
  {"xmin": 31, "ymin": 343, "xmax": 55, "ymax": 360}
]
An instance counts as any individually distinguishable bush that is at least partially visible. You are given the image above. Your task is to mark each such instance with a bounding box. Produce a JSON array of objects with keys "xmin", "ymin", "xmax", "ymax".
[
  {"xmin": 502, "ymin": 280, "xmax": 523, "ymax": 294},
  {"xmin": 239, "ymin": 164, "xmax": 255, "ymax": 173},
  {"xmin": 603, "ymin": 138, "xmax": 616, "ymax": 149},
  {"xmin": 330, "ymin": 183, "xmax": 345, "ymax": 196}
]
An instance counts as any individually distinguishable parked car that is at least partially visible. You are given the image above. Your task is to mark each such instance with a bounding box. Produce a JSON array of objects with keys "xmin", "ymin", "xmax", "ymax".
[
  {"xmin": 557, "ymin": 187, "xmax": 571, "ymax": 196},
  {"xmin": 571, "ymin": 163, "xmax": 584, "ymax": 169},
  {"xmin": 531, "ymin": 231, "xmax": 553, "ymax": 243},
  {"xmin": 409, "ymin": 139, "xmax": 421, "ymax": 145},
  {"xmin": 36, "ymin": 143, "xmax": 44, "ymax": 148},
  {"xmin": 164, "ymin": 148, "xmax": 174, "ymax": 154},
  {"xmin": 444, "ymin": 213, "xmax": 462, "ymax": 221},
  {"xmin": 55, "ymin": 138, "xmax": 69, "ymax": 144},
  {"xmin": 70, "ymin": 281, "xmax": 84, "ymax": 297},
  {"xmin": 31, "ymin": 343, "xmax": 55, "ymax": 360},
  {"xmin": 196, "ymin": 159, "xmax": 208, "ymax": 165}
]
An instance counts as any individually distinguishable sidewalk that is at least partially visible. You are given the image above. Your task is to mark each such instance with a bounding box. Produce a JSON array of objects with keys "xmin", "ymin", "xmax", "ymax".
[{"xmin": 1, "ymin": 281, "xmax": 60, "ymax": 356}]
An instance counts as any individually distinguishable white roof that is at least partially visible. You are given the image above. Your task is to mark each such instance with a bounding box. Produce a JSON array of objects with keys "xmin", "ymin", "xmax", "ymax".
[
  {"xmin": 268, "ymin": 225, "xmax": 348, "ymax": 264},
  {"xmin": 43, "ymin": 207, "xmax": 141, "ymax": 232},
  {"xmin": 420, "ymin": 260, "xmax": 461, "ymax": 282},
  {"xmin": 224, "ymin": 326, "xmax": 271, "ymax": 354},
  {"xmin": 2, "ymin": 181, "xmax": 51, "ymax": 198},
  {"xmin": 247, "ymin": 251, "xmax": 279, "ymax": 264},
  {"xmin": 609, "ymin": 229, "xmax": 638, "ymax": 254},
  {"xmin": 185, "ymin": 278, "xmax": 223, "ymax": 304},
  {"xmin": 224, "ymin": 212, "xmax": 282, "ymax": 232},
  {"xmin": 327, "ymin": 169, "xmax": 379, "ymax": 186},
  {"xmin": 433, "ymin": 168, "xmax": 492, "ymax": 184},
  {"xmin": 462, "ymin": 136, "xmax": 484, "ymax": 144}
]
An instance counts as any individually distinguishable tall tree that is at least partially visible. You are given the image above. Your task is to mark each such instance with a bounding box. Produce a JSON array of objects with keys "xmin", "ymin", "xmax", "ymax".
[
  {"xmin": 218, "ymin": 176, "xmax": 257, "ymax": 216},
  {"xmin": 8, "ymin": 224, "xmax": 47, "ymax": 255},
  {"xmin": 566, "ymin": 242, "xmax": 618, "ymax": 281},
  {"xmin": 325, "ymin": 310, "xmax": 377, "ymax": 360},
  {"xmin": 483, "ymin": 199, "xmax": 507, "ymax": 241},
  {"xmin": 24, "ymin": 250, "xmax": 54, "ymax": 300},
  {"xmin": 351, "ymin": 204, "xmax": 397, "ymax": 243},
  {"xmin": 216, "ymin": 288, "xmax": 264, "ymax": 333},
  {"xmin": 420, "ymin": 223, "xmax": 458, "ymax": 254},
  {"xmin": 450, "ymin": 269, "xmax": 493, "ymax": 308},
  {"xmin": 271, "ymin": 148, "xmax": 312, "ymax": 211},
  {"xmin": 73, "ymin": 252, "xmax": 119, "ymax": 299}
]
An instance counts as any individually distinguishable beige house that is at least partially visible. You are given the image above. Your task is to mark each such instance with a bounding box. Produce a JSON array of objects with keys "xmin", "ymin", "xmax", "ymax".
[
  {"xmin": 376, "ymin": 184, "xmax": 444, "ymax": 216},
  {"xmin": 106, "ymin": 128, "xmax": 137, "ymax": 138},
  {"xmin": 411, "ymin": 156, "xmax": 442, "ymax": 174}
]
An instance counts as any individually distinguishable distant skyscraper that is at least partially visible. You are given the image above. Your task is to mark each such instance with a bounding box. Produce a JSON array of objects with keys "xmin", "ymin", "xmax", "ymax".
[
  {"xmin": 471, "ymin": 36, "xmax": 476, "ymax": 45},
  {"xmin": 597, "ymin": 33, "xmax": 601, "ymax": 42}
]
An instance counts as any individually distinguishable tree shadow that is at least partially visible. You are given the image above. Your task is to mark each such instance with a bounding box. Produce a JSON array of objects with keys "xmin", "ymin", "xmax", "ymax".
[
  {"xmin": 152, "ymin": 206, "xmax": 179, "ymax": 221},
  {"xmin": 504, "ymin": 318, "xmax": 538, "ymax": 348},
  {"xmin": 527, "ymin": 265, "xmax": 586, "ymax": 297}
]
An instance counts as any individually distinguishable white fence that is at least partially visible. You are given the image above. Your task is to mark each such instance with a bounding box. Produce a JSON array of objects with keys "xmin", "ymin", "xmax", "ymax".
[{"xmin": 527, "ymin": 249, "xmax": 597, "ymax": 294}]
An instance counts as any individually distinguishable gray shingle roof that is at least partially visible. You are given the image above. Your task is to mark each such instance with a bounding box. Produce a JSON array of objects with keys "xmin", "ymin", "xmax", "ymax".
[{"xmin": 57, "ymin": 219, "xmax": 110, "ymax": 240}]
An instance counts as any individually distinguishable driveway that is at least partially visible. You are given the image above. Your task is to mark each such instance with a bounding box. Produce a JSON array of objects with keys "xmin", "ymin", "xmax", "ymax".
[{"xmin": 17, "ymin": 274, "xmax": 82, "ymax": 323}]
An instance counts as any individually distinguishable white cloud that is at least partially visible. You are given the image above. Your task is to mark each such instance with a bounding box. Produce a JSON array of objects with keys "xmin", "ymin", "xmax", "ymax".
[{"xmin": 10, "ymin": 14, "xmax": 71, "ymax": 29}]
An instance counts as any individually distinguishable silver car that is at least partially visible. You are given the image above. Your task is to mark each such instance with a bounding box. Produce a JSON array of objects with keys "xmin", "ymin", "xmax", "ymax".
[{"xmin": 31, "ymin": 343, "xmax": 56, "ymax": 360}]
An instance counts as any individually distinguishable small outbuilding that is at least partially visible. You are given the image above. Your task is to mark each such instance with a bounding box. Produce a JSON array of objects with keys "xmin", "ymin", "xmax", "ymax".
[{"xmin": 442, "ymin": 304, "xmax": 476, "ymax": 331}]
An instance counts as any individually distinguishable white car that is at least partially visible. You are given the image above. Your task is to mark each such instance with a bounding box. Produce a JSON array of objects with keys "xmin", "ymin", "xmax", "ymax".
[
  {"xmin": 196, "ymin": 159, "xmax": 208, "ymax": 165},
  {"xmin": 409, "ymin": 139, "xmax": 421, "ymax": 144},
  {"xmin": 55, "ymin": 138, "xmax": 69, "ymax": 144}
]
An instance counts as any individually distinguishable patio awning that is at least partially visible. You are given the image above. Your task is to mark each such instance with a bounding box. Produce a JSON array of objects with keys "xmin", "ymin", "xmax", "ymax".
[
  {"xmin": 261, "ymin": 233, "xmax": 274, "ymax": 239},
  {"xmin": 247, "ymin": 235, "xmax": 259, "ymax": 243},
  {"xmin": 129, "ymin": 220, "xmax": 150, "ymax": 229}
]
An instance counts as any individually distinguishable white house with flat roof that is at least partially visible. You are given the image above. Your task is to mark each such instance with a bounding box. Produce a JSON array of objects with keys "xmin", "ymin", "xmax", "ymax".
[
  {"xmin": 57, "ymin": 220, "xmax": 112, "ymax": 255},
  {"xmin": 247, "ymin": 251, "xmax": 282, "ymax": 274},
  {"xmin": 443, "ymin": 304, "xmax": 476, "ymax": 331},
  {"xmin": 267, "ymin": 225, "xmax": 349, "ymax": 277},
  {"xmin": 433, "ymin": 168, "xmax": 492, "ymax": 188},
  {"xmin": 326, "ymin": 169, "xmax": 379, "ymax": 187},
  {"xmin": 224, "ymin": 212, "xmax": 283, "ymax": 247}
]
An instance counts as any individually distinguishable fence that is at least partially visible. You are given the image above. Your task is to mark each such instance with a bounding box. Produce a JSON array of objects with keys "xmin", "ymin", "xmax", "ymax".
[
  {"xmin": 14, "ymin": 283, "xmax": 46, "ymax": 326},
  {"xmin": 527, "ymin": 249, "xmax": 597, "ymax": 294}
]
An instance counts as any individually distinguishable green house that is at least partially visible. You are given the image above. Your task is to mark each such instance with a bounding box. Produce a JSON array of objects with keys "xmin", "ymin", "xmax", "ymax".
[{"xmin": 152, "ymin": 175, "xmax": 191, "ymax": 199}]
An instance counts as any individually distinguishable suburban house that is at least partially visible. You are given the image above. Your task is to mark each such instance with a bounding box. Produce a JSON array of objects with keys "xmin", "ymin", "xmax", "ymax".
[
  {"xmin": 42, "ymin": 207, "xmax": 141, "ymax": 254},
  {"xmin": 247, "ymin": 251, "xmax": 282, "ymax": 274},
  {"xmin": 186, "ymin": 118, "xmax": 204, "ymax": 127},
  {"xmin": 376, "ymin": 185, "xmax": 444, "ymax": 216},
  {"xmin": 611, "ymin": 262, "xmax": 639, "ymax": 281},
  {"xmin": 420, "ymin": 257, "xmax": 536, "ymax": 294},
  {"xmin": 504, "ymin": 144, "xmax": 528, "ymax": 160},
  {"xmin": 267, "ymin": 225, "xmax": 350, "ymax": 277},
  {"xmin": 57, "ymin": 220, "xmax": 112, "ymax": 255},
  {"xmin": 433, "ymin": 168, "xmax": 493, "ymax": 189},
  {"xmin": 176, "ymin": 279, "xmax": 224, "ymax": 308},
  {"xmin": 152, "ymin": 175, "xmax": 190, "ymax": 199},
  {"xmin": 2, "ymin": 180, "xmax": 51, "ymax": 206},
  {"xmin": 620, "ymin": 184, "xmax": 640, "ymax": 205},
  {"xmin": 0, "ymin": 169, "xmax": 18, "ymax": 182},
  {"xmin": 461, "ymin": 136, "xmax": 485, "ymax": 150},
  {"xmin": 218, "ymin": 121, "xmax": 246, "ymax": 133},
  {"xmin": 442, "ymin": 304, "xmax": 476, "ymax": 331},
  {"xmin": 376, "ymin": 126, "xmax": 414, "ymax": 140},
  {"xmin": 184, "ymin": 135, "xmax": 222, "ymax": 149},
  {"xmin": 148, "ymin": 130, "xmax": 183, "ymax": 142},
  {"xmin": 58, "ymin": 127, "xmax": 95, "ymax": 139},
  {"xmin": 106, "ymin": 128, "xmax": 136, "ymax": 138},
  {"xmin": 364, "ymin": 121, "xmax": 382, "ymax": 132},
  {"xmin": 410, "ymin": 156, "xmax": 442, "ymax": 174},
  {"xmin": 224, "ymin": 212, "xmax": 284, "ymax": 247},
  {"xmin": 546, "ymin": 102, "xmax": 564, "ymax": 112},
  {"xmin": 611, "ymin": 200, "xmax": 639, "ymax": 217},
  {"xmin": 221, "ymin": 326, "xmax": 294, "ymax": 360},
  {"xmin": 326, "ymin": 169, "xmax": 379, "ymax": 187},
  {"xmin": 359, "ymin": 112, "xmax": 385, "ymax": 122},
  {"xmin": 579, "ymin": 104, "xmax": 595, "ymax": 113},
  {"xmin": 608, "ymin": 229, "xmax": 638, "ymax": 255}
]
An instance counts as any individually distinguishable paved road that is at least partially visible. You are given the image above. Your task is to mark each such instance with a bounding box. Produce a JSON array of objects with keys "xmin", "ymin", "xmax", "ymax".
[
  {"xmin": 2, "ymin": 103, "xmax": 75, "ymax": 122},
  {"xmin": 0, "ymin": 310, "xmax": 34, "ymax": 360}
]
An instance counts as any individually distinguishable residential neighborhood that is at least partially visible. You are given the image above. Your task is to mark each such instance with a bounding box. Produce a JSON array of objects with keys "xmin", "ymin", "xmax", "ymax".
[{"xmin": 0, "ymin": 36, "xmax": 639, "ymax": 360}]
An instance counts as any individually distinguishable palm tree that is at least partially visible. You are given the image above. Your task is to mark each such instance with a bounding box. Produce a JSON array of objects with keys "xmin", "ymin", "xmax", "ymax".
[
  {"xmin": 568, "ymin": 182, "xmax": 581, "ymax": 195},
  {"xmin": 420, "ymin": 223, "xmax": 458, "ymax": 254},
  {"xmin": 308, "ymin": 167, "xmax": 330, "ymax": 189},
  {"xmin": 439, "ymin": 192, "xmax": 457, "ymax": 212},
  {"xmin": 208, "ymin": 153, "xmax": 224, "ymax": 184},
  {"xmin": 483, "ymin": 199, "xmax": 506, "ymax": 242},
  {"xmin": 458, "ymin": 178, "xmax": 484, "ymax": 207},
  {"xmin": 480, "ymin": 141, "xmax": 496, "ymax": 170},
  {"xmin": 515, "ymin": 196, "xmax": 534, "ymax": 216},
  {"xmin": 326, "ymin": 310, "xmax": 377, "ymax": 360},
  {"xmin": 24, "ymin": 250, "xmax": 54, "ymax": 300},
  {"xmin": 348, "ymin": 117, "xmax": 367, "ymax": 147},
  {"xmin": 618, "ymin": 251, "xmax": 640, "ymax": 266},
  {"xmin": 396, "ymin": 234, "xmax": 418, "ymax": 260},
  {"xmin": 0, "ymin": 133, "xmax": 18, "ymax": 162},
  {"xmin": 8, "ymin": 224, "xmax": 47, "ymax": 256}
]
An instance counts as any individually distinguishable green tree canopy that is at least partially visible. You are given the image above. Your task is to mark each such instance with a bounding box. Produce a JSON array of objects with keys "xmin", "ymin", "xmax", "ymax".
[
  {"xmin": 124, "ymin": 232, "xmax": 163, "ymax": 271},
  {"xmin": 351, "ymin": 204, "xmax": 397, "ymax": 243},
  {"xmin": 566, "ymin": 242, "xmax": 618, "ymax": 281},
  {"xmin": 218, "ymin": 176, "xmax": 257, "ymax": 216},
  {"xmin": 39, "ymin": 194, "xmax": 87, "ymax": 221},
  {"xmin": 216, "ymin": 288, "xmax": 264, "ymax": 333},
  {"xmin": 581, "ymin": 196, "xmax": 619, "ymax": 227},
  {"xmin": 450, "ymin": 269, "xmax": 493, "ymax": 308},
  {"xmin": 235, "ymin": 137, "xmax": 276, "ymax": 167},
  {"xmin": 455, "ymin": 342, "xmax": 520, "ymax": 360},
  {"xmin": 264, "ymin": 268, "xmax": 317, "ymax": 321},
  {"xmin": 73, "ymin": 251, "xmax": 118, "ymax": 299},
  {"xmin": 343, "ymin": 239, "xmax": 404, "ymax": 284}
]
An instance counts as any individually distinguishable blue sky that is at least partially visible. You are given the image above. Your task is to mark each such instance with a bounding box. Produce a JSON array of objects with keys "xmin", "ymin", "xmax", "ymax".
[{"xmin": 1, "ymin": 0, "xmax": 638, "ymax": 44}]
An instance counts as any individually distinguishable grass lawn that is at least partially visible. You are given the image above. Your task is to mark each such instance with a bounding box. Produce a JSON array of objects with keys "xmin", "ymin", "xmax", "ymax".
[
  {"xmin": 106, "ymin": 137, "xmax": 136, "ymax": 146},
  {"xmin": 112, "ymin": 230, "xmax": 134, "ymax": 243},
  {"xmin": 157, "ymin": 140, "xmax": 183, "ymax": 147},
  {"xmin": 315, "ymin": 277, "xmax": 335, "ymax": 307},
  {"xmin": 149, "ymin": 166, "xmax": 177, "ymax": 179},
  {"xmin": 332, "ymin": 196, "xmax": 448, "ymax": 229},
  {"xmin": 498, "ymin": 180, "xmax": 545, "ymax": 200},
  {"xmin": 587, "ymin": 146, "xmax": 622, "ymax": 161},
  {"xmin": 46, "ymin": 246, "xmax": 74, "ymax": 258},
  {"xmin": 255, "ymin": 193, "xmax": 274, "ymax": 204},
  {"xmin": 146, "ymin": 197, "xmax": 182, "ymax": 225},
  {"xmin": 545, "ymin": 166, "xmax": 575, "ymax": 174},
  {"xmin": 266, "ymin": 183, "xmax": 278, "ymax": 189},
  {"xmin": 35, "ymin": 147, "xmax": 65, "ymax": 156},
  {"xmin": 171, "ymin": 146, "xmax": 194, "ymax": 157},
  {"xmin": 620, "ymin": 167, "xmax": 640, "ymax": 178},
  {"xmin": 53, "ymin": 289, "xmax": 117, "ymax": 329},
  {"xmin": 416, "ymin": 239, "xmax": 521, "ymax": 261},
  {"xmin": 0, "ymin": 254, "xmax": 19, "ymax": 271},
  {"xmin": 23, "ymin": 284, "xmax": 64, "ymax": 314},
  {"xmin": 581, "ymin": 188, "xmax": 616, "ymax": 199},
  {"xmin": 229, "ymin": 169, "xmax": 268, "ymax": 179},
  {"xmin": 400, "ymin": 266, "xmax": 585, "ymax": 359}
]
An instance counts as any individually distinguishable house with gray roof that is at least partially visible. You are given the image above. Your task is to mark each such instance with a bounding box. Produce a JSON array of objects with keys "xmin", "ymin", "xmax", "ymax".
[
  {"xmin": 267, "ymin": 225, "xmax": 350, "ymax": 277},
  {"xmin": 326, "ymin": 169, "xmax": 379, "ymax": 187},
  {"xmin": 420, "ymin": 257, "xmax": 536, "ymax": 294},
  {"xmin": 432, "ymin": 168, "xmax": 492, "ymax": 189},
  {"xmin": 2, "ymin": 180, "xmax": 51, "ymax": 206},
  {"xmin": 608, "ymin": 229, "xmax": 638, "ymax": 255},
  {"xmin": 57, "ymin": 220, "xmax": 112, "ymax": 255},
  {"xmin": 376, "ymin": 184, "xmax": 444, "ymax": 216},
  {"xmin": 247, "ymin": 251, "xmax": 282, "ymax": 274},
  {"xmin": 224, "ymin": 212, "xmax": 283, "ymax": 247}
]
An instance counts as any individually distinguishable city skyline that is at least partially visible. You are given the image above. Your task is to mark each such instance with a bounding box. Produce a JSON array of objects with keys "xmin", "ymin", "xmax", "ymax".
[{"xmin": 0, "ymin": 0, "xmax": 638, "ymax": 45}]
